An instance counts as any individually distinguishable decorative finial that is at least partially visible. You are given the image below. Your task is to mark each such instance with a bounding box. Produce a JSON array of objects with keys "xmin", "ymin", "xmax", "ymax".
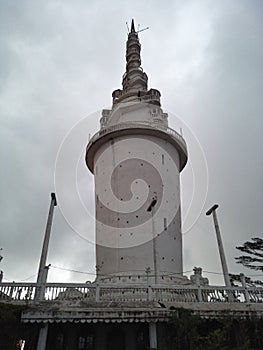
[{"xmin": 130, "ymin": 19, "xmax": 135, "ymax": 33}]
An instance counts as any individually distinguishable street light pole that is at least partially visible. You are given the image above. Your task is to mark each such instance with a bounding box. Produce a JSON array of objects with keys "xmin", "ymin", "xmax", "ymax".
[
  {"xmin": 206, "ymin": 204, "xmax": 231, "ymax": 288},
  {"xmin": 36, "ymin": 193, "xmax": 57, "ymax": 300}
]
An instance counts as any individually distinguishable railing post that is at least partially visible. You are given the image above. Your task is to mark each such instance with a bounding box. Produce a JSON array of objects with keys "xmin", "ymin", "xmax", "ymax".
[
  {"xmin": 95, "ymin": 283, "xmax": 100, "ymax": 302},
  {"xmin": 193, "ymin": 267, "xmax": 203, "ymax": 302},
  {"xmin": 197, "ymin": 282, "xmax": 203, "ymax": 302},
  {"xmin": 147, "ymin": 286, "xmax": 153, "ymax": 302},
  {"xmin": 146, "ymin": 267, "xmax": 151, "ymax": 286},
  {"xmin": 9, "ymin": 282, "xmax": 15, "ymax": 299},
  {"xmin": 146, "ymin": 267, "xmax": 153, "ymax": 302},
  {"xmin": 240, "ymin": 273, "xmax": 250, "ymax": 302}
]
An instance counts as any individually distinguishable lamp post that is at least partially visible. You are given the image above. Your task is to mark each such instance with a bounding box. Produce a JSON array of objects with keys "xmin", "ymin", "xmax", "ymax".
[
  {"xmin": 206, "ymin": 204, "xmax": 231, "ymax": 288},
  {"xmin": 36, "ymin": 193, "xmax": 57, "ymax": 300},
  {"xmin": 0, "ymin": 248, "xmax": 3, "ymax": 282}
]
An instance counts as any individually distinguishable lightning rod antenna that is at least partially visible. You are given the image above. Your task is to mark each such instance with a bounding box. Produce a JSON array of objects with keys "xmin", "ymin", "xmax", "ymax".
[
  {"xmin": 137, "ymin": 26, "xmax": 149, "ymax": 34},
  {"xmin": 126, "ymin": 22, "xmax": 130, "ymax": 34}
]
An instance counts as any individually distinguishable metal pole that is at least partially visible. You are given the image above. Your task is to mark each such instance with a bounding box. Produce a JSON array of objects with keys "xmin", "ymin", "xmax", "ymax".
[
  {"xmin": 36, "ymin": 193, "xmax": 57, "ymax": 288},
  {"xmin": 149, "ymin": 323, "xmax": 157, "ymax": 349},
  {"xmin": 206, "ymin": 204, "xmax": 231, "ymax": 288},
  {"xmin": 37, "ymin": 324, "xmax": 49, "ymax": 350}
]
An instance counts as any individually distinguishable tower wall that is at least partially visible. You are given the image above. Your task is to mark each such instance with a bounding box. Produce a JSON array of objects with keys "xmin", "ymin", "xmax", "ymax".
[{"xmin": 93, "ymin": 134, "xmax": 185, "ymax": 284}]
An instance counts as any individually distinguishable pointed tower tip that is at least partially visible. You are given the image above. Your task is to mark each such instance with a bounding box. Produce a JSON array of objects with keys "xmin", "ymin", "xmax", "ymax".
[{"xmin": 130, "ymin": 19, "xmax": 135, "ymax": 33}]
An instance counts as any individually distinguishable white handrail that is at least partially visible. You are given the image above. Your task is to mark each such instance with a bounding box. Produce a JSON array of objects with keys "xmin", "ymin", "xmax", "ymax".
[
  {"xmin": 0, "ymin": 282, "xmax": 262, "ymax": 304},
  {"xmin": 87, "ymin": 121, "xmax": 187, "ymax": 154}
]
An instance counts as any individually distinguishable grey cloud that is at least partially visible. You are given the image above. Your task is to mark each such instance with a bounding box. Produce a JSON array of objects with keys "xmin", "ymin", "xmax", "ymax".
[{"xmin": 0, "ymin": 0, "xmax": 262, "ymax": 285}]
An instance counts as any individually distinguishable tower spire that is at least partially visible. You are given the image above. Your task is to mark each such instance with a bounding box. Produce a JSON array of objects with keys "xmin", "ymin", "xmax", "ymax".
[
  {"xmin": 122, "ymin": 19, "xmax": 148, "ymax": 92},
  {"xmin": 111, "ymin": 20, "xmax": 161, "ymax": 107},
  {"xmin": 130, "ymin": 18, "xmax": 136, "ymax": 33}
]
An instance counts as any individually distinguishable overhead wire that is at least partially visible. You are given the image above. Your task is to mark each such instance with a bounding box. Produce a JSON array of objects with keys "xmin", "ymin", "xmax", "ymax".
[{"xmin": 50, "ymin": 264, "xmax": 263, "ymax": 278}]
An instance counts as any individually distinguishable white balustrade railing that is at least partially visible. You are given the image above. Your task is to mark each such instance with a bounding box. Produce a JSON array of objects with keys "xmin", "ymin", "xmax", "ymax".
[
  {"xmin": 0, "ymin": 282, "xmax": 36, "ymax": 301},
  {"xmin": 87, "ymin": 121, "xmax": 187, "ymax": 155},
  {"xmin": 0, "ymin": 282, "xmax": 262, "ymax": 304}
]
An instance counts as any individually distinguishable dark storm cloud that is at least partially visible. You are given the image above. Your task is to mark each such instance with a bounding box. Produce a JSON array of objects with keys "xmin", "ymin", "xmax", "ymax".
[
  {"xmin": 0, "ymin": 0, "xmax": 262, "ymax": 285},
  {"xmin": 180, "ymin": 1, "xmax": 263, "ymax": 281}
]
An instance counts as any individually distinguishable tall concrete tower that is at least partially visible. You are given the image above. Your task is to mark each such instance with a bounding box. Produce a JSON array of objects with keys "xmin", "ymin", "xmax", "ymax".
[{"xmin": 86, "ymin": 20, "xmax": 188, "ymax": 285}]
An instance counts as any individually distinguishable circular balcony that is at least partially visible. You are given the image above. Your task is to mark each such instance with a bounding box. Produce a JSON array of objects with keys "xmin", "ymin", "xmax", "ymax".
[{"xmin": 86, "ymin": 121, "xmax": 188, "ymax": 173}]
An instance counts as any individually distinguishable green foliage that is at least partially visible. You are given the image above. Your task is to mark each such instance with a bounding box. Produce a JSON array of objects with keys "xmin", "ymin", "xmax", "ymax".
[
  {"xmin": 0, "ymin": 303, "xmax": 38, "ymax": 349},
  {"xmin": 195, "ymin": 328, "xmax": 228, "ymax": 350},
  {"xmin": 235, "ymin": 237, "xmax": 263, "ymax": 272},
  {"xmin": 164, "ymin": 308, "xmax": 263, "ymax": 350},
  {"xmin": 232, "ymin": 237, "xmax": 263, "ymax": 287},
  {"xmin": 0, "ymin": 303, "xmax": 25, "ymax": 348},
  {"xmin": 230, "ymin": 273, "xmax": 263, "ymax": 287},
  {"xmin": 0, "ymin": 303, "xmax": 26, "ymax": 326},
  {"xmin": 166, "ymin": 308, "xmax": 200, "ymax": 349}
]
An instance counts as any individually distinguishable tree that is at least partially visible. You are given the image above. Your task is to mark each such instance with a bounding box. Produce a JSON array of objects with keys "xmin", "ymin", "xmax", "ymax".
[
  {"xmin": 230, "ymin": 237, "xmax": 263, "ymax": 287},
  {"xmin": 229, "ymin": 273, "xmax": 263, "ymax": 287},
  {"xmin": 235, "ymin": 237, "xmax": 263, "ymax": 272},
  {"xmin": 165, "ymin": 308, "xmax": 263, "ymax": 349}
]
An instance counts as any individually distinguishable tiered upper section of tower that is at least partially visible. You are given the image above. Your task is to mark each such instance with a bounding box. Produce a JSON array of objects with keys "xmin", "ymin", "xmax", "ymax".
[
  {"xmin": 86, "ymin": 20, "xmax": 188, "ymax": 173},
  {"xmin": 123, "ymin": 20, "xmax": 147, "ymax": 91},
  {"xmin": 112, "ymin": 19, "xmax": 161, "ymax": 107}
]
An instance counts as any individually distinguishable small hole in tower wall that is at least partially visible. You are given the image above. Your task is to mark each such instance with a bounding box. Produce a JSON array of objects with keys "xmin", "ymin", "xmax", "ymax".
[
  {"xmin": 121, "ymin": 257, "xmax": 124, "ymax": 260},
  {"xmin": 164, "ymin": 218, "xmax": 167, "ymax": 231},
  {"xmin": 162, "ymin": 154, "xmax": 164, "ymax": 165}
]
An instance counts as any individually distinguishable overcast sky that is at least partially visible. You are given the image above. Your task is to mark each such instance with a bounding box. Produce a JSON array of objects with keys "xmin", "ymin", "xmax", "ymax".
[{"xmin": 0, "ymin": 0, "xmax": 262, "ymax": 286}]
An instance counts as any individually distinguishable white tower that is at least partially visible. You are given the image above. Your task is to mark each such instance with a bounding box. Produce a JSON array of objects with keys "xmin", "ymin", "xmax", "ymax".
[{"xmin": 86, "ymin": 20, "xmax": 188, "ymax": 285}]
